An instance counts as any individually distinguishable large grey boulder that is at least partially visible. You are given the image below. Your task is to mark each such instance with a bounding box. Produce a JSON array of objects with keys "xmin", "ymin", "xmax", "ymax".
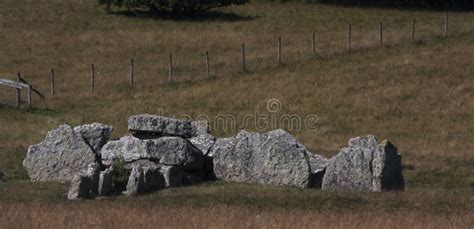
[
  {"xmin": 128, "ymin": 115, "xmax": 196, "ymax": 138},
  {"xmin": 211, "ymin": 129, "xmax": 313, "ymax": 188},
  {"xmin": 101, "ymin": 136, "xmax": 203, "ymax": 170},
  {"xmin": 67, "ymin": 163, "xmax": 100, "ymax": 200},
  {"xmin": 322, "ymin": 135, "xmax": 404, "ymax": 192},
  {"xmin": 23, "ymin": 125, "xmax": 98, "ymax": 182},
  {"xmin": 74, "ymin": 123, "xmax": 113, "ymax": 154}
]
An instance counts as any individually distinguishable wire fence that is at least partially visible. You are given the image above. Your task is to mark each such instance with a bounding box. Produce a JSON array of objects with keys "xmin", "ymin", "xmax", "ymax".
[{"xmin": 1, "ymin": 11, "xmax": 470, "ymax": 109}]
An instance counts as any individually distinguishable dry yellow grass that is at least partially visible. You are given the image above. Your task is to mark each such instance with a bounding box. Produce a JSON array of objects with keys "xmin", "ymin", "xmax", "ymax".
[
  {"xmin": 0, "ymin": 203, "xmax": 472, "ymax": 228},
  {"xmin": 0, "ymin": 0, "xmax": 473, "ymax": 227}
]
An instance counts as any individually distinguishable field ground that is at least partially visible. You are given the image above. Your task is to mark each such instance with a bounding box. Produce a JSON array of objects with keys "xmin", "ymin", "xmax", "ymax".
[{"xmin": 0, "ymin": 0, "xmax": 473, "ymax": 228}]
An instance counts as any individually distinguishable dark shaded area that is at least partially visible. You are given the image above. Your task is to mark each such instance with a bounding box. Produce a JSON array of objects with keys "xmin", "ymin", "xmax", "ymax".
[
  {"xmin": 381, "ymin": 142, "xmax": 405, "ymax": 191},
  {"xmin": 308, "ymin": 169, "xmax": 325, "ymax": 189},
  {"xmin": 286, "ymin": 0, "xmax": 474, "ymax": 11},
  {"xmin": 110, "ymin": 9, "xmax": 254, "ymax": 22}
]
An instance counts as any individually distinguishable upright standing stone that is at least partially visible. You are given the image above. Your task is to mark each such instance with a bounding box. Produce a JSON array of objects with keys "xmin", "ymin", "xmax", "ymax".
[
  {"xmin": 98, "ymin": 167, "xmax": 115, "ymax": 196},
  {"xmin": 125, "ymin": 168, "xmax": 145, "ymax": 195},
  {"xmin": 23, "ymin": 125, "xmax": 98, "ymax": 182},
  {"xmin": 67, "ymin": 163, "xmax": 100, "ymax": 200},
  {"xmin": 322, "ymin": 135, "xmax": 404, "ymax": 192}
]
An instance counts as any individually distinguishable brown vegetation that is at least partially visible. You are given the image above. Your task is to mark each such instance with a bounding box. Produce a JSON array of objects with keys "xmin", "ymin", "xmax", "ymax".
[{"xmin": 0, "ymin": 0, "xmax": 473, "ymax": 227}]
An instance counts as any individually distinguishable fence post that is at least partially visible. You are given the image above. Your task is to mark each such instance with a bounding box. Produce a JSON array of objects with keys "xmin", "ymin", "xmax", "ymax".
[
  {"xmin": 241, "ymin": 43, "xmax": 246, "ymax": 72},
  {"xmin": 129, "ymin": 58, "xmax": 134, "ymax": 87},
  {"xmin": 348, "ymin": 24, "xmax": 352, "ymax": 51},
  {"xmin": 91, "ymin": 64, "xmax": 95, "ymax": 92},
  {"xmin": 205, "ymin": 51, "xmax": 210, "ymax": 78},
  {"xmin": 50, "ymin": 69, "xmax": 55, "ymax": 96},
  {"xmin": 379, "ymin": 22, "xmax": 384, "ymax": 47},
  {"xmin": 28, "ymin": 85, "xmax": 32, "ymax": 109},
  {"xmin": 444, "ymin": 10, "xmax": 449, "ymax": 38},
  {"xmin": 16, "ymin": 73, "xmax": 21, "ymax": 109},
  {"xmin": 312, "ymin": 31, "xmax": 316, "ymax": 57},
  {"xmin": 168, "ymin": 54, "xmax": 173, "ymax": 83},
  {"xmin": 277, "ymin": 37, "xmax": 282, "ymax": 66},
  {"xmin": 412, "ymin": 18, "xmax": 416, "ymax": 42}
]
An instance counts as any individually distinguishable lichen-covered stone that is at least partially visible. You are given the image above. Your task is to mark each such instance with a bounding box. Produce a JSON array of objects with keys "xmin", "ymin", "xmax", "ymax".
[
  {"xmin": 23, "ymin": 125, "xmax": 98, "ymax": 182},
  {"xmin": 67, "ymin": 163, "xmax": 100, "ymax": 200},
  {"xmin": 189, "ymin": 120, "xmax": 216, "ymax": 155},
  {"xmin": 322, "ymin": 135, "xmax": 404, "ymax": 192},
  {"xmin": 101, "ymin": 136, "xmax": 203, "ymax": 170},
  {"xmin": 124, "ymin": 168, "xmax": 145, "ymax": 195},
  {"xmin": 73, "ymin": 123, "xmax": 113, "ymax": 154},
  {"xmin": 128, "ymin": 114, "xmax": 196, "ymax": 138},
  {"xmin": 211, "ymin": 129, "xmax": 313, "ymax": 188}
]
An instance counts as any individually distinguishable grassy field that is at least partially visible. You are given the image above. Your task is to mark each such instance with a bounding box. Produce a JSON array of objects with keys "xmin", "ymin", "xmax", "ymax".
[{"xmin": 0, "ymin": 0, "xmax": 473, "ymax": 227}]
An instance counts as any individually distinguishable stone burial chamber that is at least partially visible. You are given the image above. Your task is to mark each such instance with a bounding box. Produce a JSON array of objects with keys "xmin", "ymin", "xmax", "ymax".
[{"xmin": 22, "ymin": 114, "xmax": 404, "ymax": 200}]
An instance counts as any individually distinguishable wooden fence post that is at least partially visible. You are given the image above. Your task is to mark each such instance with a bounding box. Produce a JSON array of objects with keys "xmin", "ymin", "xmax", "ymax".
[
  {"xmin": 312, "ymin": 31, "xmax": 316, "ymax": 57},
  {"xmin": 27, "ymin": 85, "xmax": 32, "ymax": 108},
  {"xmin": 205, "ymin": 51, "xmax": 210, "ymax": 78},
  {"xmin": 241, "ymin": 43, "xmax": 246, "ymax": 72},
  {"xmin": 277, "ymin": 37, "xmax": 282, "ymax": 66},
  {"xmin": 412, "ymin": 18, "xmax": 416, "ymax": 42},
  {"xmin": 379, "ymin": 22, "xmax": 384, "ymax": 47},
  {"xmin": 16, "ymin": 73, "xmax": 21, "ymax": 109},
  {"xmin": 50, "ymin": 69, "xmax": 55, "ymax": 96},
  {"xmin": 444, "ymin": 10, "xmax": 449, "ymax": 38},
  {"xmin": 129, "ymin": 58, "xmax": 134, "ymax": 87},
  {"xmin": 168, "ymin": 54, "xmax": 173, "ymax": 83},
  {"xmin": 348, "ymin": 24, "xmax": 352, "ymax": 51},
  {"xmin": 91, "ymin": 64, "xmax": 95, "ymax": 92}
]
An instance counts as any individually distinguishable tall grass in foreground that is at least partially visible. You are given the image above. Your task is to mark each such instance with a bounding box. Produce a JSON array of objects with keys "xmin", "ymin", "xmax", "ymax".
[{"xmin": 0, "ymin": 203, "xmax": 472, "ymax": 228}]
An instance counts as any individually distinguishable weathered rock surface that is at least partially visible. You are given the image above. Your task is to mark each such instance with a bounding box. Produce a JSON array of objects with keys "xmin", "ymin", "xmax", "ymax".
[
  {"xmin": 98, "ymin": 167, "xmax": 114, "ymax": 196},
  {"xmin": 188, "ymin": 120, "xmax": 216, "ymax": 155},
  {"xmin": 211, "ymin": 129, "xmax": 313, "ymax": 188},
  {"xmin": 322, "ymin": 135, "xmax": 404, "ymax": 192},
  {"xmin": 124, "ymin": 165, "xmax": 165, "ymax": 195},
  {"xmin": 23, "ymin": 125, "xmax": 98, "ymax": 182},
  {"xmin": 128, "ymin": 115, "xmax": 196, "ymax": 138},
  {"xmin": 67, "ymin": 163, "xmax": 100, "ymax": 200},
  {"xmin": 0, "ymin": 170, "xmax": 4, "ymax": 181},
  {"xmin": 124, "ymin": 168, "xmax": 145, "ymax": 195},
  {"xmin": 101, "ymin": 136, "xmax": 203, "ymax": 170},
  {"xmin": 74, "ymin": 123, "xmax": 113, "ymax": 154}
]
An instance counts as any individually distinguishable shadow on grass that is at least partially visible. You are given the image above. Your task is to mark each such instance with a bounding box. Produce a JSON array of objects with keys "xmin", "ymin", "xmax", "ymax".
[
  {"xmin": 292, "ymin": 0, "xmax": 473, "ymax": 12},
  {"xmin": 110, "ymin": 10, "xmax": 255, "ymax": 22}
]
